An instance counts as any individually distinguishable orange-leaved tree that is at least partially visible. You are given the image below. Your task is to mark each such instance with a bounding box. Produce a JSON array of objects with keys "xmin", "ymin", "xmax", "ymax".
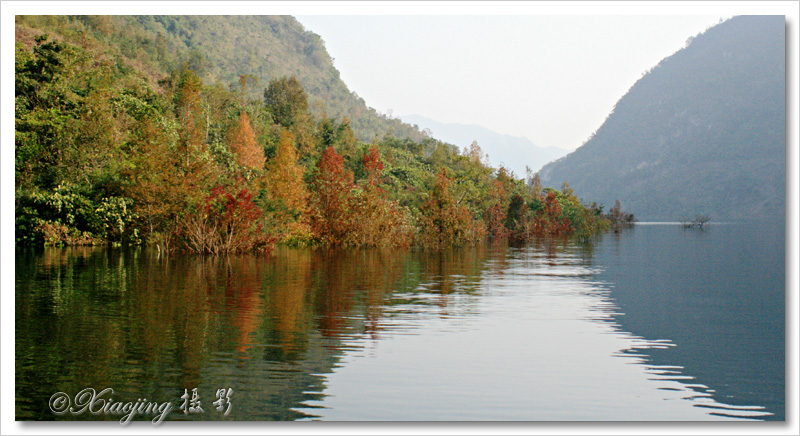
[
  {"xmin": 362, "ymin": 145, "xmax": 384, "ymax": 188},
  {"xmin": 265, "ymin": 130, "xmax": 310, "ymax": 241},
  {"xmin": 228, "ymin": 110, "xmax": 265, "ymax": 172}
]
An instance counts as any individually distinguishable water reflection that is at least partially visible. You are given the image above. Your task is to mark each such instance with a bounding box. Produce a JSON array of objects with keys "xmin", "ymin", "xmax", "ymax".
[
  {"xmin": 16, "ymin": 244, "xmax": 496, "ymax": 421},
  {"xmin": 15, "ymin": 224, "xmax": 783, "ymax": 421}
]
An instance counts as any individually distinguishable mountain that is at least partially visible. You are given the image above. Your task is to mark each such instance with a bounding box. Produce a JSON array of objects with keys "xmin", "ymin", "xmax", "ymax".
[
  {"xmin": 400, "ymin": 115, "xmax": 568, "ymax": 177},
  {"xmin": 539, "ymin": 16, "xmax": 785, "ymax": 222},
  {"xmin": 14, "ymin": 15, "xmax": 426, "ymax": 143}
]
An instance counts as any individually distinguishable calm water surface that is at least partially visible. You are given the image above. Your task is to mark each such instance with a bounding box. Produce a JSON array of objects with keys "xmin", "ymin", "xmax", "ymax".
[{"xmin": 15, "ymin": 222, "xmax": 785, "ymax": 421}]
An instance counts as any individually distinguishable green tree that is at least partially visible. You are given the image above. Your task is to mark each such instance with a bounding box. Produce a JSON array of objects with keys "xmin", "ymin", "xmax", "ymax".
[
  {"xmin": 264, "ymin": 76, "xmax": 316, "ymax": 161},
  {"xmin": 263, "ymin": 76, "xmax": 309, "ymax": 129}
]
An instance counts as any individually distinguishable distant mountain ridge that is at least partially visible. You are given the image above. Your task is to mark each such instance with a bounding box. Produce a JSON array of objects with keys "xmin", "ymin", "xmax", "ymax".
[
  {"xmin": 539, "ymin": 15, "xmax": 785, "ymax": 221},
  {"xmin": 400, "ymin": 114, "xmax": 568, "ymax": 177}
]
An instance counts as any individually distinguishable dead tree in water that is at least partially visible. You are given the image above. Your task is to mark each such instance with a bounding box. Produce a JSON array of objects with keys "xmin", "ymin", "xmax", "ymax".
[
  {"xmin": 607, "ymin": 200, "xmax": 636, "ymax": 230},
  {"xmin": 681, "ymin": 215, "xmax": 710, "ymax": 229}
]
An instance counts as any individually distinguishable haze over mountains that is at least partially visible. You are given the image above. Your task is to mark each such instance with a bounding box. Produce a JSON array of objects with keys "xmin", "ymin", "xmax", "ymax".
[
  {"xmin": 540, "ymin": 15, "xmax": 785, "ymax": 222},
  {"xmin": 400, "ymin": 115, "xmax": 568, "ymax": 177},
  {"xmin": 15, "ymin": 15, "xmax": 786, "ymax": 224}
]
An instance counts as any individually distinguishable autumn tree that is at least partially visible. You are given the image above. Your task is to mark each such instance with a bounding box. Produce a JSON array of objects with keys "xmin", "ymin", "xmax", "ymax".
[
  {"xmin": 484, "ymin": 179, "xmax": 509, "ymax": 238},
  {"xmin": 228, "ymin": 110, "xmax": 265, "ymax": 171},
  {"xmin": 310, "ymin": 146, "xmax": 355, "ymax": 245},
  {"xmin": 362, "ymin": 146, "xmax": 384, "ymax": 187},
  {"xmin": 174, "ymin": 64, "xmax": 207, "ymax": 167},
  {"xmin": 535, "ymin": 190, "xmax": 573, "ymax": 235},
  {"xmin": 347, "ymin": 146, "xmax": 413, "ymax": 247},
  {"xmin": 265, "ymin": 130, "xmax": 310, "ymax": 241},
  {"xmin": 418, "ymin": 169, "xmax": 486, "ymax": 249},
  {"xmin": 121, "ymin": 94, "xmax": 187, "ymax": 248},
  {"xmin": 181, "ymin": 185, "xmax": 274, "ymax": 254}
]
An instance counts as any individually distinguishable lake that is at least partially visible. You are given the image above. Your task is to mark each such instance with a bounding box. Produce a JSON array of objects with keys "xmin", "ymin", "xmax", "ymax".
[{"xmin": 14, "ymin": 221, "xmax": 785, "ymax": 422}]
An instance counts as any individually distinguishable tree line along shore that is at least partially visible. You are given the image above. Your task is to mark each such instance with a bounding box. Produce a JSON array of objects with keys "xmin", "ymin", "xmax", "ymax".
[{"xmin": 15, "ymin": 35, "xmax": 634, "ymax": 253}]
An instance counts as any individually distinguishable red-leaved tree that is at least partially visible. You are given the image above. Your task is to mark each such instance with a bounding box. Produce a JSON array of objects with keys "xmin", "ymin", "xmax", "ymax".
[
  {"xmin": 182, "ymin": 185, "xmax": 274, "ymax": 253},
  {"xmin": 484, "ymin": 179, "xmax": 509, "ymax": 238},
  {"xmin": 347, "ymin": 146, "xmax": 413, "ymax": 247},
  {"xmin": 310, "ymin": 146, "xmax": 355, "ymax": 245}
]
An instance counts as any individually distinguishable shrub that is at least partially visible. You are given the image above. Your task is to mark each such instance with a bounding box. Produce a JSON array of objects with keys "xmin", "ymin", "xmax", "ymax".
[{"xmin": 180, "ymin": 185, "xmax": 275, "ymax": 254}]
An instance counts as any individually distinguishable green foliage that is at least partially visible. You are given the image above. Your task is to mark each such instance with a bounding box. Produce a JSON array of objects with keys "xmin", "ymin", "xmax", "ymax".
[
  {"xmin": 14, "ymin": 18, "xmax": 619, "ymax": 252},
  {"xmin": 95, "ymin": 196, "xmax": 140, "ymax": 244},
  {"xmin": 15, "ymin": 36, "xmax": 82, "ymax": 189},
  {"xmin": 16, "ymin": 15, "xmax": 427, "ymax": 143},
  {"xmin": 16, "ymin": 183, "xmax": 96, "ymax": 245},
  {"xmin": 417, "ymin": 170, "xmax": 486, "ymax": 249},
  {"xmin": 15, "ymin": 184, "xmax": 138, "ymax": 245},
  {"xmin": 264, "ymin": 76, "xmax": 309, "ymax": 130}
]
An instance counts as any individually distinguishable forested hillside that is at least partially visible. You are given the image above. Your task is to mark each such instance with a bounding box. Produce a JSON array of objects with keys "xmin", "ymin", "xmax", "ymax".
[
  {"xmin": 15, "ymin": 15, "xmax": 621, "ymax": 251},
  {"xmin": 15, "ymin": 15, "xmax": 426, "ymax": 142},
  {"xmin": 539, "ymin": 16, "xmax": 785, "ymax": 222}
]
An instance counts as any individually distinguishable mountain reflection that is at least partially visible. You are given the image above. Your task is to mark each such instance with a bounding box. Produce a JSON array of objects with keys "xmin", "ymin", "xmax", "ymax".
[{"xmin": 587, "ymin": 222, "xmax": 784, "ymax": 421}]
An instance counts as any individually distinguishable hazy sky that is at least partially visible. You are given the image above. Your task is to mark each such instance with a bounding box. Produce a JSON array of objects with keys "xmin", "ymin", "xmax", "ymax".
[
  {"xmin": 295, "ymin": 14, "xmax": 729, "ymax": 151},
  {"xmin": 2, "ymin": 2, "xmax": 790, "ymax": 153}
]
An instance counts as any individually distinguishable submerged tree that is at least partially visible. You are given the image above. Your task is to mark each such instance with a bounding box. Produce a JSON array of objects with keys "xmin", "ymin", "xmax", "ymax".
[
  {"xmin": 484, "ymin": 179, "xmax": 509, "ymax": 238},
  {"xmin": 181, "ymin": 185, "xmax": 274, "ymax": 254},
  {"xmin": 310, "ymin": 146, "xmax": 355, "ymax": 245},
  {"xmin": 347, "ymin": 146, "xmax": 413, "ymax": 247},
  {"xmin": 680, "ymin": 214, "xmax": 709, "ymax": 229},
  {"xmin": 608, "ymin": 199, "xmax": 636, "ymax": 229},
  {"xmin": 418, "ymin": 169, "xmax": 486, "ymax": 249}
]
